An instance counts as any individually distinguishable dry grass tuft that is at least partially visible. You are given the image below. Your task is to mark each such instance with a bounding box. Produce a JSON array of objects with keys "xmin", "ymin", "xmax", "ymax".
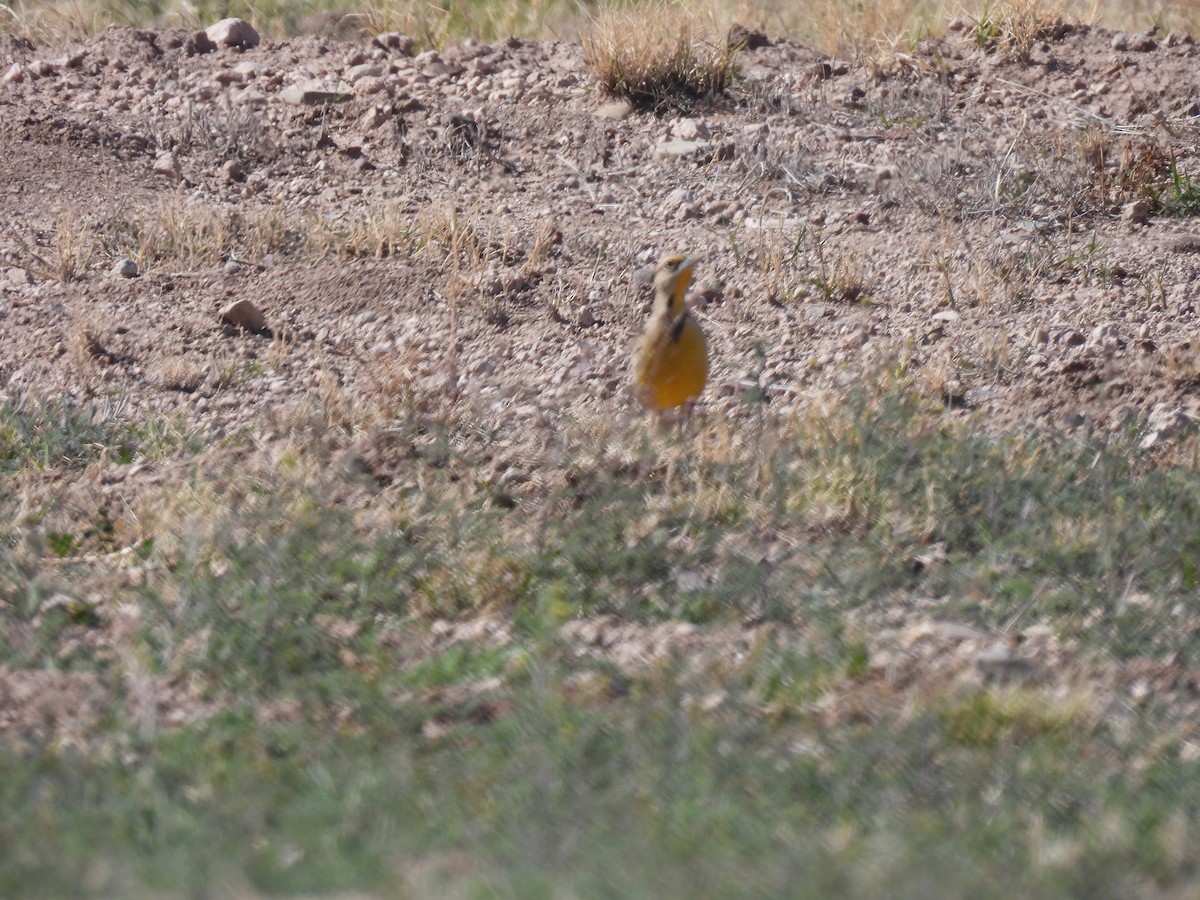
[
  {"xmin": 0, "ymin": 0, "xmax": 114, "ymax": 44},
  {"xmin": 132, "ymin": 197, "xmax": 298, "ymax": 271},
  {"xmin": 968, "ymin": 0, "xmax": 1066, "ymax": 58},
  {"xmin": 1, "ymin": 0, "xmax": 1196, "ymax": 57},
  {"xmin": 315, "ymin": 202, "xmax": 417, "ymax": 261},
  {"xmin": 67, "ymin": 307, "xmax": 117, "ymax": 367},
  {"xmin": 152, "ymin": 355, "xmax": 206, "ymax": 394},
  {"xmin": 9, "ymin": 215, "xmax": 97, "ymax": 283},
  {"xmin": 582, "ymin": 1, "xmax": 740, "ymax": 106}
]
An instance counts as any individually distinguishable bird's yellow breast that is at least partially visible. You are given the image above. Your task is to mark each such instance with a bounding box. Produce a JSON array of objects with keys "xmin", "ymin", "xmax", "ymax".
[{"xmin": 634, "ymin": 312, "xmax": 709, "ymax": 411}]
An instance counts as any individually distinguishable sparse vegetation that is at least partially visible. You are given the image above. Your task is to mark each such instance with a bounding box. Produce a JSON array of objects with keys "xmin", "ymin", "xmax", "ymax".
[
  {"xmin": 582, "ymin": 2, "xmax": 740, "ymax": 107},
  {"xmin": 969, "ymin": 0, "xmax": 1062, "ymax": 57},
  {"xmin": 5, "ymin": 374, "xmax": 1200, "ymax": 894},
  {"xmin": 9, "ymin": 1, "xmax": 1200, "ymax": 896},
  {"xmin": 7, "ymin": 0, "xmax": 1199, "ymax": 54}
]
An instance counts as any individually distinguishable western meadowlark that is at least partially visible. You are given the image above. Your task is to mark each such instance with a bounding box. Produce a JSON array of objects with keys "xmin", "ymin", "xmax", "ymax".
[{"xmin": 632, "ymin": 253, "xmax": 708, "ymax": 415}]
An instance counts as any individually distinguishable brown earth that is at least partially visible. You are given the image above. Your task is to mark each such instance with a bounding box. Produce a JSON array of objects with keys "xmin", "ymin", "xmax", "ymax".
[
  {"xmin": 4, "ymin": 21, "xmax": 1200, "ymax": 442},
  {"xmin": 4, "ymin": 19, "xmax": 1200, "ymax": 735}
]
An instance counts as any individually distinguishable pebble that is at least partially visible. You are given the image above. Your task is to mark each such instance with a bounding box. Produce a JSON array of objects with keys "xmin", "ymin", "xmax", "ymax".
[
  {"xmin": 596, "ymin": 99, "xmax": 633, "ymax": 119},
  {"xmin": 653, "ymin": 139, "xmax": 706, "ymax": 159},
  {"xmin": 220, "ymin": 299, "xmax": 267, "ymax": 332},
  {"xmin": 152, "ymin": 152, "xmax": 179, "ymax": 176},
  {"xmin": 205, "ymin": 18, "xmax": 260, "ymax": 50},
  {"xmin": 1141, "ymin": 404, "xmax": 1198, "ymax": 448},
  {"xmin": 359, "ymin": 105, "xmax": 392, "ymax": 130},
  {"xmin": 111, "ymin": 258, "xmax": 138, "ymax": 278},
  {"xmin": 279, "ymin": 86, "xmax": 348, "ymax": 105},
  {"xmin": 975, "ymin": 641, "xmax": 1034, "ymax": 681},
  {"xmin": 345, "ymin": 64, "xmax": 384, "ymax": 81},
  {"xmin": 1061, "ymin": 330, "xmax": 1086, "ymax": 346},
  {"xmin": 1088, "ymin": 322, "xmax": 1120, "ymax": 348},
  {"xmin": 1122, "ymin": 200, "xmax": 1150, "ymax": 226}
]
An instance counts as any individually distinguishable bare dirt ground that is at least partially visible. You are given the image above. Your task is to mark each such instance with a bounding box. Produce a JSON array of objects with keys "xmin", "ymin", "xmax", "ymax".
[
  {"xmin": 3, "ymin": 19, "xmax": 1200, "ymax": 443},
  {"xmin": 5, "ymin": 19, "xmax": 1200, "ymax": 739},
  {"xmin": 7, "ymin": 19, "xmax": 1200, "ymax": 441}
]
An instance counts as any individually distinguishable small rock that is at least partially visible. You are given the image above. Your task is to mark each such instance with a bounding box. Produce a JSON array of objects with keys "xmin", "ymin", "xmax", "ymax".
[
  {"xmin": 930, "ymin": 621, "xmax": 987, "ymax": 641},
  {"xmin": 1031, "ymin": 326, "xmax": 1050, "ymax": 344},
  {"xmin": 345, "ymin": 63, "xmax": 384, "ymax": 81},
  {"xmin": 976, "ymin": 640, "xmax": 1034, "ymax": 681},
  {"xmin": 1128, "ymin": 32, "xmax": 1157, "ymax": 51},
  {"xmin": 152, "ymin": 152, "xmax": 179, "ymax": 177},
  {"xmin": 1061, "ymin": 330, "xmax": 1086, "ymax": 346},
  {"xmin": 577, "ymin": 306, "xmax": 596, "ymax": 328},
  {"xmin": 596, "ymin": 99, "xmax": 633, "ymax": 119},
  {"xmin": 672, "ymin": 119, "xmax": 711, "ymax": 141},
  {"xmin": 1141, "ymin": 403, "xmax": 1198, "ymax": 448},
  {"xmin": 206, "ymin": 18, "xmax": 260, "ymax": 49},
  {"xmin": 1111, "ymin": 31, "xmax": 1129, "ymax": 50},
  {"xmin": 359, "ymin": 105, "xmax": 392, "ymax": 130},
  {"xmin": 2, "ymin": 63, "xmax": 28, "ymax": 84},
  {"xmin": 111, "ymin": 258, "xmax": 138, "ymax": 278},
  {"xmin": 1122, "ymin": 200, "xmax": 1150, "ymax": 226},
  {"xmin": 931, "ymin": 309, "xmax": 960, "ymax": 323},
  {"xmin": 1088, "ymin": 322, "xmax": 1119, "ymax": 348},
  {"xmin": 653, "ymin": 139, "xmax": 705, "ymax": 159},
  {"xmin": 238, "ymin": 89, "xmax": 268, "ymax": 107},
  {"xmin": 6, "ymin": 267, "xmax": 34, "ymax": 285},
  {"xmin": 221, "ymin": 159, "xmax": 245, "ymax": 182},
  {"xmin": 220, "ymin": 298, "xmax": 266, "ymax": 332},
  {"xmin": 804, "ymin": 305, "xmax": 832, "ymax": 320}
]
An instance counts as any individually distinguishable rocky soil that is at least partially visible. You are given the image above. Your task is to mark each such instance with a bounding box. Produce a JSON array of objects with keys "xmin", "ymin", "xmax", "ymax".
[
  {"xmin": 5, "ymin": 17, "xmax": 1200, "ymax": 736},
  {"xmin": 4, "ymin": 18, "xmax": 1200, "ymax": 443}
]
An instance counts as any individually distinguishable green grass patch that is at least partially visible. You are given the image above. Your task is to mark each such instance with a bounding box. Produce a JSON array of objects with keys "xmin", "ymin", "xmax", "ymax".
[
  {"xmin": 6, "ymin": 376, "xmax": 1200, "ymax": 893},
  {"xmin": 0, "ymin": 674, "xmax": 1197, "ymax": 896},
  {"xmin": 0, "ymin": 395, "xmax": 134, "ymax": 475}
]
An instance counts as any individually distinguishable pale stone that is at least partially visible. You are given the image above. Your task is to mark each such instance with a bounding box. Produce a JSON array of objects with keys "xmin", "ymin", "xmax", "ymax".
[
  {"xmin": 206, "ymin": 18, "xmax": 260, "ymax": 50},
  {"xmin": 220, "ymin": 299, "xmax": 266, "ymax": 332}
]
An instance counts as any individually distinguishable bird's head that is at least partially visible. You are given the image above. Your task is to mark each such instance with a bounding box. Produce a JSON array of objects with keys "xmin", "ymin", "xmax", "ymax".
[{"xmin": 653, "ymin": 253, "xmax": 697, "ymax": 313}]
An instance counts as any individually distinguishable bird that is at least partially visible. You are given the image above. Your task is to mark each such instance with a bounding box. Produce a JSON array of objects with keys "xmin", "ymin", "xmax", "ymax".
[{"xmin": 632, "ymin": 253, "xmax": 709, "ymax": 417}]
